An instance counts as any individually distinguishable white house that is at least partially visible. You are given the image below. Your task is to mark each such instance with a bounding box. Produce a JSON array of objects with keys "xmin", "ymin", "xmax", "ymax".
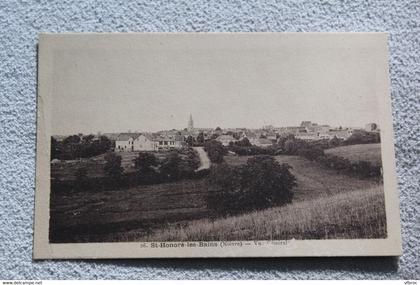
[
  {"xmin": 115, "ymin": 133, "xmax": 140, "ymax": 151},
  {"xmin": 295, "ymin": 132, "xmax": 320, "ymax": 141},
  {"xmin": 155, "ymin": 134, "xmax": 184, "ymax": 150},
  {"xmin": 116, "ymin": 132, "xmax": 185, "ymax": 152},
  {"xmin": 327, "ymin": 129, "xmax": 353, "ymax": 140},
  {"xmin": 133, "ymin": 133, "xmax": 157, "ymax": 151}
]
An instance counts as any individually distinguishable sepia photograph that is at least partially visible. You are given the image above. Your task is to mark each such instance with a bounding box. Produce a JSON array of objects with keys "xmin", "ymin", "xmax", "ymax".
[{"xmin": 34, "ymin": 33, "xmax": 401, "ymax": 258}]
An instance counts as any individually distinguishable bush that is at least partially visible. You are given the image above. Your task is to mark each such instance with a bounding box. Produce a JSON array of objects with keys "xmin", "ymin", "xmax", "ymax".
[
  {"xmin": 206, "ymin": 155, "xmax": 296, "ymax": 216},
  {"xmin": 227, "ymin": 144, "xmax": 280, "ymax": 156},
  {"xmin": 160, "ymin": 152, "xmax": 182, "ymax": 180},
  {"xmin": 134, "ymin": 152, "xmax": 158, "ymax": 174},
  {"xmin": 344, "ymin": 131, "xmax": 380, "ymax": 145}
]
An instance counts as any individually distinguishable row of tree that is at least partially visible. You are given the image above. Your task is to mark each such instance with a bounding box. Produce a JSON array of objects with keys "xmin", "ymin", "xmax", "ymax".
[
  {"xmin": 51, "ymin": 135, "xmax": 112, "ymax": 160},
  {"xmin": 56, "ymin": 149, "xmax": 202, "ymax": 193}
]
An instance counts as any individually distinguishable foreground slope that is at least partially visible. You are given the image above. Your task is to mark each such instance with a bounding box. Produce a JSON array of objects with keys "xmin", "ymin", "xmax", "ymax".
[{"xmin": 144, "ymin": 186, "xmax": 386, "ymax": 241}]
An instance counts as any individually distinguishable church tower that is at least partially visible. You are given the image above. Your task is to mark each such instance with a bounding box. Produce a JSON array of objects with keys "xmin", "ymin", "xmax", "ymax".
[{"xmin": 188, "ymin": 114, "xmax": 194, "ymax": 132}]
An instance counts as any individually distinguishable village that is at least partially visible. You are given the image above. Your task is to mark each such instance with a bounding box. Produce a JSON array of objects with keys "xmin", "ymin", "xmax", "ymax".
[{"xmin": 90, "ymin": 115, "xmax": 380, "ymax": 152}]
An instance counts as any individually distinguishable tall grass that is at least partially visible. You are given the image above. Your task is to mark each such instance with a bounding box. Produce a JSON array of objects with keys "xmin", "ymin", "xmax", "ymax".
[{"xmin": 143, "ymin": 186, "xmax": 386, "ymax": 241}]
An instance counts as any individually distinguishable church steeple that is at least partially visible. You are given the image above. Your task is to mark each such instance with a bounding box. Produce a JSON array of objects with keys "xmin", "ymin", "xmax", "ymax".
[{"xmin": 188, "ymin": 114, "xmax": 194, "ymax": 132}]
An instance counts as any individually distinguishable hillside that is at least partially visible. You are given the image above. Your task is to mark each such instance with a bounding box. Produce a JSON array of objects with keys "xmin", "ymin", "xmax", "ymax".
[
  {"xmin": 324, "ymin": 143, "xmax": 382, "ymax": 166},
  {"xmin": 143, "ymin": 186, "xmax": 386, "ymax": 241},
  {"xmin": 225, "ymin": 155, "xmax": 380, "ymax": 201},
  {"xmin": 50, "ymin": 154, "xmax": 385, "ymax": 242}
]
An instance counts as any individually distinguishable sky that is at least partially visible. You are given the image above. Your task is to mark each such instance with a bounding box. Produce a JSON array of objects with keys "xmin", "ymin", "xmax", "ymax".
[{"xmin": 50, "ymin": 34, "xmax": 386, "ymax": 135}]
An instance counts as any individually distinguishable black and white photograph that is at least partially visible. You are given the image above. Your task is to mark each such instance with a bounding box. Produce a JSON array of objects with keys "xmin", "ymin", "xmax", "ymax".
[{"xmin": 34, "ymin": 33, "xmax": 401, "ymax": 258}]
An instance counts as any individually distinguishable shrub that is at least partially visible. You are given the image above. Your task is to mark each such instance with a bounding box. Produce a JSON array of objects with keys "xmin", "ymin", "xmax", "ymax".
[
  {"xmin": 227, "ymin": 145, "xmax": 278, "ymax": 156},
  {"xmin": 103, "ymin": 152, "xmax": 123, "ymax": 178},
  {"xmin": 134, "ymin": 152, "xmax": 158, "ymax": 174},
  {"xmin": 317, "ymin": 154, "xmax": 382, "ymax": 179},
  {"xmin": 206, "ymin": 155, "xmax": 296, "ymax": 216},
  {"xmin": 160, "ymin": 151, "xmax": 182, "ymax": 180}
]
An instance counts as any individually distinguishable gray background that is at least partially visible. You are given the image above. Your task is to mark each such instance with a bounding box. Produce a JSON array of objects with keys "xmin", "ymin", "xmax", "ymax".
[{"xmin": 0, "ymin": 0, "xmax": 418, "ymax": 279}]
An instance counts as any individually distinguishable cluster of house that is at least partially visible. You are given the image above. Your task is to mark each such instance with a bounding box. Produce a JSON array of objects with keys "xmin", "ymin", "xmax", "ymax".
[{"xmin": 99, "ymin": 116, "xmax": 380, "ymax": 152}]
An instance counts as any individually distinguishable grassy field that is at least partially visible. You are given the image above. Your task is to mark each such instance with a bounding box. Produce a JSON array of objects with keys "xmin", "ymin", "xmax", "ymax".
[
  {"xmin": 224, "ymin": 155, "xmax": 380, "ymax": 202},
  {"xmin": 144, "ymin": 186, "xmax": 386, "ymax": 241},
  {"xmin": 324, "ymin": 143, "xmax": 382, "ymax": 166},
  {"xmin": 50, "ymin": 153, "xmax": 386, "ymax": 242}
]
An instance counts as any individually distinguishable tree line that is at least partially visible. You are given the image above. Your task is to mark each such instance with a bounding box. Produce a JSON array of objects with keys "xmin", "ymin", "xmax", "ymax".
[
  {"xmin": 53, "ymin": 148, "xmax": 203, "ymax": 193},
  {"xmin": 51, "ymin": 135, "xmax": 112, "ymax": 160}
]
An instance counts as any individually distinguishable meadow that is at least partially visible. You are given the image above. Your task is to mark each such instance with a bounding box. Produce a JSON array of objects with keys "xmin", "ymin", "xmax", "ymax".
[
  {"xmin": 324, "ymin": 143, "xmax": 382, "ymax": 166},
  {"xmin": 144, "ymin": 185, "xmax": 386, "ymax": 241},
  {"xmin": 50, "ymin": 178, "xmax": 211, "ymax": 242}
]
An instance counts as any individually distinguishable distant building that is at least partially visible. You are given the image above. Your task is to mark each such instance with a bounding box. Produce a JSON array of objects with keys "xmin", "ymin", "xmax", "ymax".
[
  {"xmin": 295, "ymin": 132, "xmax": 320, "ymax": 141},
  {"xmin": 155, "ymin": 133, "xmax": 184, "ymax": 150},
  {"xmin": 115, "ymin": 132, "xmax": 184, "ymax": 152},
  {"xmin": 300, "ymin": 121, "xmax": 313, "ymax": 128},
  {"xmin": 262, "ymin": 125, "xmax": 274, "ymax": 131},
  {"xmin": 102, "ymin": 133, "xmax": 121, "ymax": 141},
  {"xmin": 216, "ymin": 135, "xmax": 237, "ymax": 146},
  {"xmin": 328, "ymin": 129, "xmax": 353, "ymax": 140},
  {"xmin": 115, "ymin": 133, "xmax": 141, "ymax": 151},
  {"xmin": 133, "ymin": 134, "xmax": 157, "ymax": 151},
  {"xmin": 253, "ymin": 138, "xmax": 273, "ymax": 147}
]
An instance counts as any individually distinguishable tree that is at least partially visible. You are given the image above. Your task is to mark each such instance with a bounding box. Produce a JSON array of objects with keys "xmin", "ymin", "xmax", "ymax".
[
  {"xmin": 160, "ymin": 152, "xmax": 181, "ymax": 180},
  {"xmin": 186, "ymin": 135, "xmax": 194, "ymax": 147},
  {"xmin": 196, "ymin": 132, "xmax": 205, "ymax": 145},
  {"xmin": 103, "ymin": 152, "xmax": 123, "ymax": 178},
  {"xmin": 97, "ymin": 136, "xmax": 112, "ymax": 153},
  {"xmin": 240, "ymin": 156, "xmax": 296, "ymax": 209},
  {"xmin": 134, "ymin": 152, "xmax": 158, "ymax": 174},
  {"xmin": 328, "ymin": 136, "xmax": 341, "ymax": 148},
  {"xmin": 63, "ymin": 135, "xmax": 81, "ymax": 145},
  {"xmin": 83, "ymin": 134, "xmax": 95, "ymax": 143}
]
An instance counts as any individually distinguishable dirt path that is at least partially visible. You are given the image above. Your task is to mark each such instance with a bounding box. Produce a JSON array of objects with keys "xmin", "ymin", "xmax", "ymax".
[{"xmin": 193, "ymin": 146, "xmax": 211, "ymax": 171}]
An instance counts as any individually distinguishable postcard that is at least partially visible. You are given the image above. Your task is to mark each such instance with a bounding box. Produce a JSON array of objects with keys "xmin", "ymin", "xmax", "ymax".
[{"xmin": 34, "ymin": 33, "xmax": 401, "ymax": 258}]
